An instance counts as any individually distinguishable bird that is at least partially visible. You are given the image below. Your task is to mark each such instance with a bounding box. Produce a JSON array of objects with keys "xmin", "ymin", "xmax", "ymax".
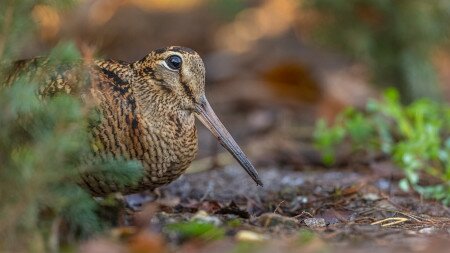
[{"xmin": 7, "ymin": 46, "xmax": 263, "ymax": 196}]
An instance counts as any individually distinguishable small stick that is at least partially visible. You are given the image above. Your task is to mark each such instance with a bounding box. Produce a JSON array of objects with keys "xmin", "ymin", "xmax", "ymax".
[{"xmin": 371, "ymin": 217, "xmax": 409, "ymax": 227}]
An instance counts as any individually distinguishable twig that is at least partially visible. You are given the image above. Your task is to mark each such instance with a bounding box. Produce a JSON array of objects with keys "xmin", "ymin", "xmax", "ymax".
[
  {"xmin": 396, "ymin": 211, "xmax": 423, "ymax": 222},
  {"xmin": 371, "ymin": 217, "xmax": 409, "ymax": 227},
  {"xmin": 294, "ymin": 211, "xmax": 313, "ymax": 219},
  {"xmin": 273, "ymin": 200, "xmax": 285, "ymax": 214}
]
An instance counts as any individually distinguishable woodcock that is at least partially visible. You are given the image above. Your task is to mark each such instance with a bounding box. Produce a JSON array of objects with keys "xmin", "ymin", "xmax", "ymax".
[{"xmin": 8, "ymin": 46, "xmax": 262, "ymax": 196}]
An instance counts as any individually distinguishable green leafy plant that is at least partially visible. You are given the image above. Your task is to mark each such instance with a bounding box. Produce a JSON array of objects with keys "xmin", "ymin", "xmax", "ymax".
[
  {"xmin": 0, "ymin": 1, "xmax": 143, "ymax": 252},
  {"xmin": 314, "ymin": 88, "xmax": 450, "ymax": 205}
]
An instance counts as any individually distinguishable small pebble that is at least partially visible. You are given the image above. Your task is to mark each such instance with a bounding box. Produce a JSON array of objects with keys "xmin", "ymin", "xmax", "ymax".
[
  {"xmin": 362, "ymin": 193, "xmax": 381, "ymax": 201},
  {"xmin": 295, "ymin": 196, "xmax": 308, "ymax": 204},
  {"xmin": 376, "ymin": 179, "xmax": 391, "ymax": 190},
  {"xmin": 304, "ymin": 218, "xmax": 326, "ymax": 228},
  {"xmin": 419, "ymin": 227, "xmax": 438, "ymax": 234},
  {"xmin": 235, "ymin": 230, "xmax": 266, "ymax": 242},
  {"xmin": 192, "ymin": 210, "xmax": 222, "ymax": 226}
]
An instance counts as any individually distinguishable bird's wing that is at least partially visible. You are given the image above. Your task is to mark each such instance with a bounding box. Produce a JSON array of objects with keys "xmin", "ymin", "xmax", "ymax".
[
  {"xmin": 4, "ymin": 58, "xmax": 134, "ymax": 101},
  {"xmin": 3, "ymin": 57, "xmax": 89, "ymax": 98}
]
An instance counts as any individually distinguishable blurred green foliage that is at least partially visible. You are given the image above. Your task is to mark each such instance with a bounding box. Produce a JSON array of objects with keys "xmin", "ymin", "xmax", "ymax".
[
  {"xmin": 297, "ymin": 229, "xmax": 316, "ymax": 244},
  {"xmin": 305, "ymin": 0, "xmax": 450, "ymax": 102},
  {"xmin": 314, "ymin": 89, "xmax": 450, "ymax": 205},
  {"xmin": 0, "ymin": 1, "xmax": 142, "ymax": 252},
  {"xmin": 167, "ymin": 220, "xmax": 225, "ymax": 241},
  {"xmin": 210, "ymin": 0, "xmax": 247, "ymax": 21}
]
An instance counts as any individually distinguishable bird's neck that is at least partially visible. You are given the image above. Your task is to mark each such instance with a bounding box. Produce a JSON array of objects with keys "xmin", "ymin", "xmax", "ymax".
[{"xmin": 131, "ymin": 80, "xmax": 195, "ymax": 132}]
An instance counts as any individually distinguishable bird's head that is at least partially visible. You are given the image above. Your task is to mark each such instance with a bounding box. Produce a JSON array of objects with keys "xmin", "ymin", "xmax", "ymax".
[{"xmin": 134, "ymin": 46, "xmax": 263, "ymax": 186}]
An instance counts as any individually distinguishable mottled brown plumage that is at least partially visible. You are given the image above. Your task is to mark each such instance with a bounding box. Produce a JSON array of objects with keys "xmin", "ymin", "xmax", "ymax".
[{"xmin": 7, "ymin": 46, "xmax": 262, "ymax": 196}]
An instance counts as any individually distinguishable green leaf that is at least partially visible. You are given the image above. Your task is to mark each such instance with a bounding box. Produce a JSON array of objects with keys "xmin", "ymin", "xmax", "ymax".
[
  {"xmin": 167, "ymin": 221, "xmax": 225, "ymax": 241},
  {"xmin": 399, "ymin": 179, "xmax": 410, "ymax": 192},
  {"xmin": 313, "ymin": 87, "xmax": 450, "ymax": 205}
]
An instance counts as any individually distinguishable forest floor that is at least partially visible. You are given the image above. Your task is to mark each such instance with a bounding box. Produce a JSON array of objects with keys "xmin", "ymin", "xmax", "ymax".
[{"xmin": 82, "ymin": 161, "xmax": 450, "ymax": 253}]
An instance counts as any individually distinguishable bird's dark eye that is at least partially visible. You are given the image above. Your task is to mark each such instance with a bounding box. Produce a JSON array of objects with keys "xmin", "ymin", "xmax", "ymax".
[{"xmin": 165, "ymin": 55, "xmax": 182, "ymax": 70}]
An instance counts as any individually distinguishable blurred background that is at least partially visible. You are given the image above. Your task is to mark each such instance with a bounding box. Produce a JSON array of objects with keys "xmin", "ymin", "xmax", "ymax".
[
  {"xmin": 1, "ymin": 0, "xmax": 450, "ymax": 252},
  {"xmin": 21, "ymin": 0, "xmax": 450, "ymax": 160}
]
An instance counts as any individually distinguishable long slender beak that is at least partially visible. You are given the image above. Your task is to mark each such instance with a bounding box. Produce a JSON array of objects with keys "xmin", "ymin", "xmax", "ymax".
[{"xmin": 195, "ymin": 96, "xmax": 263, "ymax": 186}]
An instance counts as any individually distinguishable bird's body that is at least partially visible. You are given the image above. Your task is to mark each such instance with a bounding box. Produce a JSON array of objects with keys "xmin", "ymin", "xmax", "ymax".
[
  {"xmin": 83, "ymin": 58, "xmax": 198, "ymax": 195},
  {"xmin": 6, "ymin": 46, "xmax": 262, "ymax": 196}
]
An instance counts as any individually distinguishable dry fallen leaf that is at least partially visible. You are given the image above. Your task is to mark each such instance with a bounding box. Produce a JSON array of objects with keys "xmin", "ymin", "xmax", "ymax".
[
  {"xmin": 263, "ymin": 62, "xmax": 321, "ymax": 104},
  {"xmin": 128, "ymin": 231, "xmax": 166, "ymax": 253}
]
